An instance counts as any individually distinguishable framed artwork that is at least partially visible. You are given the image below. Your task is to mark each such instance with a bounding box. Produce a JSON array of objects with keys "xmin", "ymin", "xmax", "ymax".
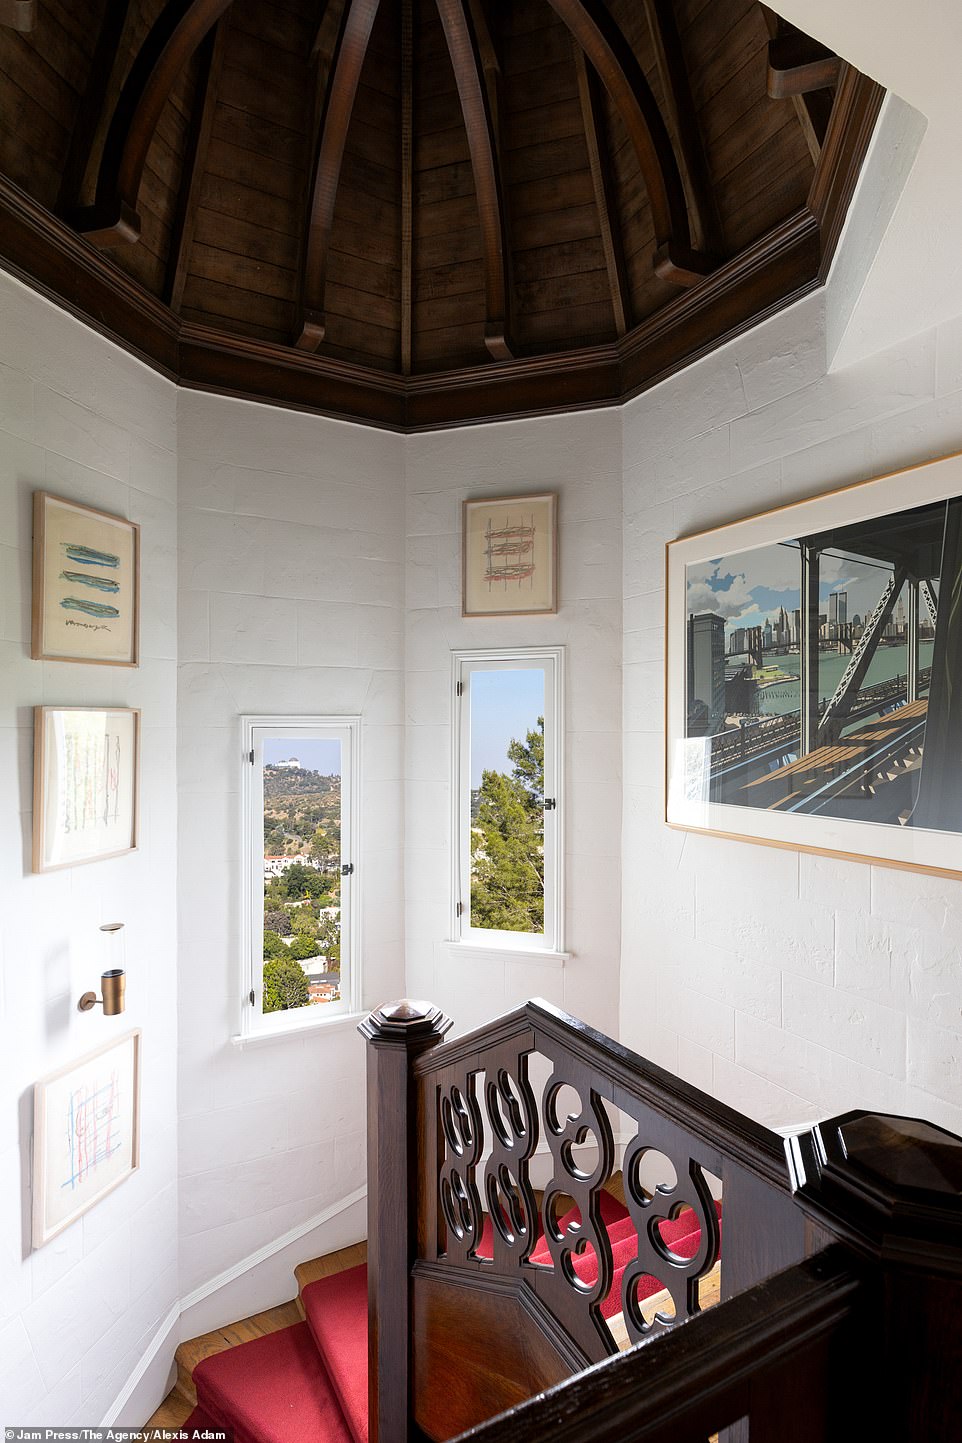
[
  {"xmin": 33, "ymin": 707, "xmax": 140, "ymax": 872},
  {"xmin": 32, "ymin": 491, "xmax": 140, "ymax": 666},
  {"xmin": 463, "ymin": 492, "xmax": 558, "ymax": 617},
  {"xmin": 33, "ymin": 1029, "xmax": 141, "ymax": 1247},
  {"xmin": 666, "ymin": 451, "xmax": 962, "ymax": 878}
]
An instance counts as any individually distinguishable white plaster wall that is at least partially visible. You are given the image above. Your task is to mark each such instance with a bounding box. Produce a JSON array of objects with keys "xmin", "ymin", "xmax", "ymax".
[
  {"xmin": 403, "ymin": 411, "xmax": 623, "ymax": 1042},
  {"xmin": 0, "ymin": 273, "xmax": 179, "ymax": 1424},
  {"xmin": 621, "ymin": 289, "xmax": 962, "ymax": 1136},
  {"xmin": 176, "ymin": 392, "xmax": 405, "ymax": 1299}
]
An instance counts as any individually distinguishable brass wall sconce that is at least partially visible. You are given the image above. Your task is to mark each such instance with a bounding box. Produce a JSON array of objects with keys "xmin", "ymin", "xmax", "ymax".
[{"xmin": 78, "ymin": 922, "xmax": 126, "ymax": 1015}]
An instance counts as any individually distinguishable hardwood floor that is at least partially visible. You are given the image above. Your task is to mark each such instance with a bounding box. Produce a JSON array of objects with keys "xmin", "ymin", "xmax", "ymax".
[{"xmin": 143, "ymin": 1241, "xmax": 368, "ymax": 1431}]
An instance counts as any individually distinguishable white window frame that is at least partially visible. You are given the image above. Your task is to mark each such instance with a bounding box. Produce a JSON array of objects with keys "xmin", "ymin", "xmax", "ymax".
[
  {"xmin": 451, "ymin": 648, "xmax": 565, "ymax": 954},
  {"xmin": 239, "ymin": 715, "xmax": 360, "ymax": 1040}
]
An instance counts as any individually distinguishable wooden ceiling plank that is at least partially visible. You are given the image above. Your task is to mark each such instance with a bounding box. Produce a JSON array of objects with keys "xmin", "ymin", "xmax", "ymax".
[
  {"xmin": 572, "ymin": 43, "xmax": 629, "ymax": 337},
  {"xmin": 0, "ymin": 0, "xmax": 35, "ymax": 31},
  {"xmin": 165, "ymin": 14, "xmax": 230, "ymax": 311},
  {"xmin": 544, "ymin": 0, "xmax": 710, "ymax": 287},
  {"xmin": 295, "ymin": 0, "xmax": 382, "ymax": 351},
  {"xmin": 641, "ymin": 0, "xmax": 722, "ymax": 259},
  {"xmin": 71, "ymin": 0, "xmax": 235, "ymax": 247},
  {"xmin": 434, "ymin": 0, "xmax": 513, "ymax": 360},
  {"xmin": 400, "ymin": 0, "xmax": 414, "ymax": 373}
]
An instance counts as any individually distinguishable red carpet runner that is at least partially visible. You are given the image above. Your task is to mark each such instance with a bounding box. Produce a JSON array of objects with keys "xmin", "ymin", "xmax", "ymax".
[{"xmin": 181, "ymin": 1200, "xmax": 721, "ymax": 1443}]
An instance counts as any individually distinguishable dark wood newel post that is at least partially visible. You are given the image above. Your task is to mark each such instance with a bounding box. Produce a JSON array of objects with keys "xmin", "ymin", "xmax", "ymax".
[
  {"xmin": 359, "ymin": 999, "xmax": 452, "ymax": 1443},
  {"xmin": 788, "ymin": 1111, "xmax": 962, "ymax": 1443}
]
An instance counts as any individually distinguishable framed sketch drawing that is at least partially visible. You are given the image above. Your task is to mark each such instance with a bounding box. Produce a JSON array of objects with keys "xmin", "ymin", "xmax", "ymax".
[
  {"xmin": 32, "ymin": 491, "xmax": 140, "ymax": 666},
  {"xmin": 33, "ymin": 707, "xmax": 140, "ymax": 872},
  {"xmin": 666, "ymin": 451, "xmax": 962, "ymax": 878},
  {"xmin": 33, "ymin": 1029, "xmax": 141, "ymax": 1247},
  {"xmin": 463, "ymin": 492, "xmax": 558, "ymax": 617}
]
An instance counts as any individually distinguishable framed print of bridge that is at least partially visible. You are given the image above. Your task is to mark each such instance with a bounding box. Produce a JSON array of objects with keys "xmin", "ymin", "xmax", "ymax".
[
  {"xmin": 463, "ymin": 492, "xmax": 557, "ymax": 617},
  {"xmin": 666, "ymin": 452, "xmax": 962, "ymax": 876}
]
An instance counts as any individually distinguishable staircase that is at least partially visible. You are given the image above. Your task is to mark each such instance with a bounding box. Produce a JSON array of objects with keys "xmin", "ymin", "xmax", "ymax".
[
  {"xmin": 167, "ymin": 1187, "xmax": 722, "ymax": 1443},
  {"xmin": 169, "ymin": 1246, "xmax": 369, "ymax": 1443}
]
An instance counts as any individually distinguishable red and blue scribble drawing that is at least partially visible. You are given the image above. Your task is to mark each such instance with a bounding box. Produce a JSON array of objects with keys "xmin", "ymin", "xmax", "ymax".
[{"xmin": 61, "ymin": 1068, "xmax": 122, "ymax": 1192}]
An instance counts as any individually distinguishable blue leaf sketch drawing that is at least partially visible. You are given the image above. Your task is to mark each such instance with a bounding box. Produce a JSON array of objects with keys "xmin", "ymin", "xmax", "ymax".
[
  {"xmin": 61, "ymin": 543, "xmax": 120, "ymax": 568},
  {"xmin": 59, "ymin": 570, "xmax": 121, "ymax": 593},
  {"xmin": 60, "ymin": 597, "xmax": 121, "ymax": 618}
]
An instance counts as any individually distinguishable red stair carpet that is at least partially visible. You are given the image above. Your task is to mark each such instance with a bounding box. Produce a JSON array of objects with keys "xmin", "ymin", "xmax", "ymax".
[{"xmin": 180, "ymin": 1200, "xmax": 722, "ymax": 1443}]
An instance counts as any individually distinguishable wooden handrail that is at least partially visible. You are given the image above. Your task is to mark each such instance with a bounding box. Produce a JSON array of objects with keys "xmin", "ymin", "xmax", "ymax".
[
  {"xmin": 414, "ymin": 998, "xmax": 786, "ymax": 1193},
  {"xmin": 364, "ymin": 999, "xmax": 962, "ymax": 1443},
  {"xmin": 449, "ymin": 1246, "xmax": 865, "ymax": 1443}
]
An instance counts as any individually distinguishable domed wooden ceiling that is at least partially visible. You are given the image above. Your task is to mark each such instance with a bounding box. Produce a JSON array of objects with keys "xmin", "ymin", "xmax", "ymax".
[{"xmin": 0, "ymin": 0, "xmax": 882, "ymax": 429}]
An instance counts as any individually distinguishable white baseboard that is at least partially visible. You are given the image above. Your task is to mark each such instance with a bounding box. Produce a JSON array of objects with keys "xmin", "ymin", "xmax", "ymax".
[{"xmin": 102, "ymin": 1186, "xmax": 368, "ymax": 1428}]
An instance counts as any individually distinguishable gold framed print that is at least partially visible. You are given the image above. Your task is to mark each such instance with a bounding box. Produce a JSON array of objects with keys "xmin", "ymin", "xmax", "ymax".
[
  {"xmin": 33, "ymin": 706, "xmax": 140, "ymax": 872},
  {"xmin": 33, "ymin": 1030, "xmax": 141, "ymax": 1247},
  {"xmin": 32, "ymin": 491, "xmax": 140, "ymax": 666},
  {"xmin": 666, "ymin": 452, "xmax": 962, "ymax": 877},
  {"xmin": 463, "ymin": 492, "xmax": 558, "ymax": 617}
]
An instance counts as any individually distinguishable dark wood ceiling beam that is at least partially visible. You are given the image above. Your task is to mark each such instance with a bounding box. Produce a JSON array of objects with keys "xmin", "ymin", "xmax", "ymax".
[
  {"xmin": 71, "ymin": 0, "xmax": 235, "ymax": 247},
  {"xmin": 400, "ymin": 0, "xmax": 414, "ymax": 374},
  {"xmin": 760, "ymin": 6, "xmax": 838, "ymax": 162},
  {"xmin": 768, "ymin": 34, "xmax": 841, "ymax": 99},
  {"xmin": 295, "ymin": 0, "xmax": 382, "ymax": 352},
  {"xmin": 0, "ymin": 0, "xmax": 35, "ymax": 31},
  {"xmin": 57, "ymin": 0, "xmax": 132, "ymax": 216},
  {"xmin": 642, "ymin": 0, "xmax": 722, "ymax": 260},
  {"xmin": 164, "ymin": 15, "xmax": 230, "ymax": 312},
  {"xmin": 435, "ymin": 0, "xmax": 513, "ymax": 360},
  {"xmin": 573, "ymin": 44, "xmax": 630, "ymax": 338},
  {"xmin": 545, "ymin": 0, "xmax": 712, "ymax": 288}
]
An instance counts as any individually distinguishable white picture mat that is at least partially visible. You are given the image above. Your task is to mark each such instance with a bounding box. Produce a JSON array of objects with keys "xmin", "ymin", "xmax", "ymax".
[
  {"xmin": 33, "ymin": 1030, "xmax": 141, "ymax": 1247},
  {"xmin": 35, "ymin": 493, "xmax": 138, "ymax": 665},
  {"xmin": 463, "ymin": 493, "xmax": 557, "ymax": 615},
  {"xmin": 666, "ymin": 451, "xmax": 962, "ymax": 876},
  {"xmin": 36, "ymin": 708, "xmax": 139, "ymax": 870}
]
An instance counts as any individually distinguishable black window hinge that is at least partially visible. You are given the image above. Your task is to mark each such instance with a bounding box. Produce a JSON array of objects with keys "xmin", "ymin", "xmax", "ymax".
[
  {"xmin": 456, "ymin": 681, "xmax": 464, "ymax": 697},
  {"xmin": 248, "ymin": 988, "xmax": 255, "ymax": 1005},
  {"xmin": 248, "ymin": 749, "xmax": 254, "ymax": 764},
  {"xmin": 544, "ymin": 798, "xmax": 557, "ymax": 811},
  {"xmin": 456, "ymin": 901, "xmax": 463, "ymax": 917},
  {"xmin": 341, "ymin": 862, "xmax": 354, "ymax": 876}
]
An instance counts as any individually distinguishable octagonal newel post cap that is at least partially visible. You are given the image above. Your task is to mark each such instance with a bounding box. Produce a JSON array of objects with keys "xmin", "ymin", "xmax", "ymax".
[
  {"xmin": 787, "ymin": 1110, "xmax": 962, "ymax": 1274},
  {"xmin": 358, "ymin": 998, "xmax": 453, "ymax": 1047}
]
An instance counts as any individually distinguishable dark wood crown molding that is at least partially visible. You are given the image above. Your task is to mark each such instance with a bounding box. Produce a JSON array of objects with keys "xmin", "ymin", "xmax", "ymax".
[{"xmin": 0, "ymin": 71, "xmax": 883, "ymax": 432}]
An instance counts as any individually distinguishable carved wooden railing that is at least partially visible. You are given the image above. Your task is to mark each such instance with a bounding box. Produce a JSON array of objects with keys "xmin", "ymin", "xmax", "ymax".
[{"xmin": 361, "ymin": 998, "xmax": 962, "ymax": 1443}]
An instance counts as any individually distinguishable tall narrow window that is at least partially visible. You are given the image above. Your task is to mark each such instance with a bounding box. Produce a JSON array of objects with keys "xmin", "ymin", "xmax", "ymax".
[
  {"xmin": 241, "ymin": 717, "xmax": 359, "ymax": 1035},
  {"xmin": 453, "ymin": 649, "xmax": 564, "ymax": 952}
]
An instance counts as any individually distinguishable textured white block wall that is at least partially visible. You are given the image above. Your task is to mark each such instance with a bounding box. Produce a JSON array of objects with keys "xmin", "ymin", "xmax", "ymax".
[
  {"xmin": 621, "ymin": 290, "xmax": 962, "ymax": 1135},
  {"xmin": 403, "ymin": 411, "xmax": 623, "ymax": 1041},
  {"xmin": 176, "ymin": 392, "xmax": 406, "ymax": 1299},
  {"xmin": 0, "ymin": 273, "xmax": 179, "ymax": 1424}
]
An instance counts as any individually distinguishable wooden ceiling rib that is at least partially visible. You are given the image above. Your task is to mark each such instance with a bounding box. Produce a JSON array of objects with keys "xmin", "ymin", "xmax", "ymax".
[{"xmin": 0, "ymin": 0, "xmax": 885, "ymax": 430}]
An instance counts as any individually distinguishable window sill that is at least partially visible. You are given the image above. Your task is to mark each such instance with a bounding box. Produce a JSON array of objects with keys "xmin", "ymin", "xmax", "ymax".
[
  {"xmin": 232, "ymin": 1011, "xmax": 366, "ymax": 1048},
  {"xmin": 442, "ymin": 941, "xmax": 569, "ymax": 969}
]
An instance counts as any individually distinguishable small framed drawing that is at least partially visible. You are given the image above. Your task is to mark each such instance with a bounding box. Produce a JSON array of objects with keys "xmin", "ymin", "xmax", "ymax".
[
  {"xmin": 33, "ymin": 1029, "xmax": 141, "ymax": 1247},
  {"xmin": 33, "ymin": 706, "xmax": 140, "ymax": 872},
  {"xmin": 32, "ymin": 491, "xmax": 140, "ymax": 666},
  {"xmin": 665, "ymin": 450, "xmax": 962, "ymax": 878},
  {"xmin": 463, "ymin": 492, "xmax": 558, "ymax": 617}
]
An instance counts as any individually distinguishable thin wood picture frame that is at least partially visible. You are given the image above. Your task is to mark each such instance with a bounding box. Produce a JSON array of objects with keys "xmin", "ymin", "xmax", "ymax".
[
  {"xmin": 32, "ymin": 1029, "xmax": 141, "ymax": 1248},
  {"xmin": 33, "ymin": 706, "xmax": 141, "ymax": 872},
  {"xmin": 462, "ymin": 492, "xmax": 558, "ymax": 617},
  {"xmin": 32, "ymin": 490, "xmax": 140, "ymax": 667},
  {"xmin": 665, "ymin": 450, "xmax": 962, "ymax": 879}
]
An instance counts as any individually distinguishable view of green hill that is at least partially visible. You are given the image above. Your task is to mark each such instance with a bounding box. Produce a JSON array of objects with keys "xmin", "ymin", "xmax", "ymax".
[{"xmin": 263, "ymin": 764, "xmax": 341, "ymax": 861}]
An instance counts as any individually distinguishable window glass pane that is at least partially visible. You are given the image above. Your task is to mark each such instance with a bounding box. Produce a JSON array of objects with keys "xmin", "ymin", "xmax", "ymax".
[
  {"xmin": 469, "ymin": 667, "xmax": 545, "ymax": 934},
  {"xmin": 261, "ymin": 735, "xmax": 342, "ymax": 1013}
]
